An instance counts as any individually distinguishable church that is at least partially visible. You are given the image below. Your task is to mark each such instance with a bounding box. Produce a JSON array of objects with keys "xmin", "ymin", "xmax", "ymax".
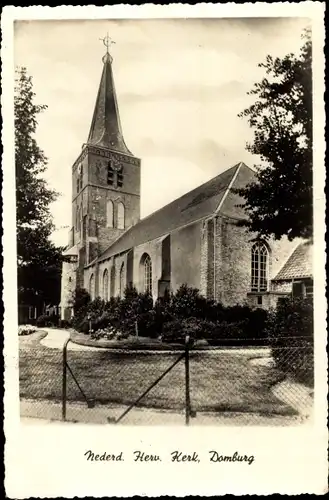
[{"xmin": 60, "ymin": 45, "xmax": 312, "ymax": 320}]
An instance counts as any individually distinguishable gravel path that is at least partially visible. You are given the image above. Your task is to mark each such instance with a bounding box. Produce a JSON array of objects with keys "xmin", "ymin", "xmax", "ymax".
[
  {"xmin": 39, "ymin": 327, "xmax": 272, "ymax": 355},
  {"xmin": 39, "ymin": 328, "xmax": 99, "ymax": 351}
]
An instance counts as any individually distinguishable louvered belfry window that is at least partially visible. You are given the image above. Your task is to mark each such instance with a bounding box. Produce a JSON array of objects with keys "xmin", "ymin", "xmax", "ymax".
[
  {"xmin": 251, "ymin": 242, "xmax": 269, "ymax": 292},
  {"xmin": 117, "ymin": 166, "xmax": 124, "ymax": 187},
  {"xmin": 107, "ymin": 162, "xmax": 114, "ymax": 185}
]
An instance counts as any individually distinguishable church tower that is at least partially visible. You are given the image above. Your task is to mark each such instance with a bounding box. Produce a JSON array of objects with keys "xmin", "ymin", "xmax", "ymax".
[{"xmin": 61, "ymin": 37, "xmax": 141, "ymax": 315}]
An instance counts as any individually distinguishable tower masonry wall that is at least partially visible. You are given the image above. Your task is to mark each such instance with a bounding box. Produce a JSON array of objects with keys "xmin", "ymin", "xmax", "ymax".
[
  {"xmin": 60, "ymin": 260, "xmax": 77, "ymax": 320},
  {"xmin": 87, "ymin": 151, "xmax": 141, "ymax": 198}
]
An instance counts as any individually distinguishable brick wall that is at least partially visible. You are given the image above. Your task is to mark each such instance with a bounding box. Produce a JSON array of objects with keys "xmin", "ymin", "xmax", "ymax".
[
  {"xmin": 247, "ymin": 292, "xmax": 288, "ymax": 309},
  {"xmin": 272, "ymin": 280, "xmax": 293, "ymax": 293},
  {"xmin": 201, "ymin": 214, "xmax": 302, "ymax": 308},
  {"xmin": 215, "ymin": 218, "xmax": 251, "ymax": 306},
  {"xmin": 60, "ymin": 259, "xmax": 77, "ymax": 319}
]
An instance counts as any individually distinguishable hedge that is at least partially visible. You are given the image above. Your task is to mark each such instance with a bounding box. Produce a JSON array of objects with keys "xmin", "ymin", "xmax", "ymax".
[{"xmin": 70, "ymin": 284, "xmax": 271, "ymax": 346}]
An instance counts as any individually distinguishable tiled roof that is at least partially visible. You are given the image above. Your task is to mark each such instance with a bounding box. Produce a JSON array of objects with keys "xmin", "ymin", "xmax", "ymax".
[
  {"xmin": 273, "ymin": 242, "xmax": 313, "ymax": 281},
  {"xmin": 98, "ymin": 162, "xmax": 254, "ymax": 262}
]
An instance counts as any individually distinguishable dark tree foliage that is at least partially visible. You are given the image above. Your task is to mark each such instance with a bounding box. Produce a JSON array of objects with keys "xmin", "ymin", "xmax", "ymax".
[
  {"xmin": 236, "ymin": 30, "xmax": 312, "ymax": 241},
  {"xmin": 15, "ymin": 67, "xmax": 64, "ymax": 307}
]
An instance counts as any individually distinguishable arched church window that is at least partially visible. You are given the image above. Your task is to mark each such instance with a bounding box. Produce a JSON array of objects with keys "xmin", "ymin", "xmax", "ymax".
[
  {"xmin": 119, "ymin": 263, "xmax": 125, "ymax": 298},
  {"xmin": 89, "ymin": 273, "xmax": 95, "ymax": 301},
  {"xmin": 107, "ymin": 163, "xmax": 114, "ymax": 186},
  {"xmin": 140, "ymin": 254, "xmax": 152, "ymax": 294},
  {"xmin": 117, "ymin": 202, "xmax": 125, "ymax": 229},
  {"xmin": 251, "ymin": 242, "xmax": 269, "ymax": 292},
  {"xmin": 106, "ymin": 199, "xmax": 114, "ymax": 228},
  {"xmin": 103, "ymin": 269, "xmax": 109, "ymax": 302}
]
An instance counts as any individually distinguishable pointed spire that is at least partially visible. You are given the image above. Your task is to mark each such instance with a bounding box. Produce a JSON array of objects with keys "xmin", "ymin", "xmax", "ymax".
[{"xmin": 87, "ymin": 35, "xmax": 131, "ymax": 154}]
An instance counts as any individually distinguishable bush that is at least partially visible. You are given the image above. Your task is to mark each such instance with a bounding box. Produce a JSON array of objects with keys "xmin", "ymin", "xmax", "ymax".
[
  {"xmin": 162, "ymin": 318, "xmax": 218, "ymax": 344},
  {"xmin": 36, "ymin": 314, "xmax": 59, "ymax": 328},
  {"xmin": 170, "ymin": 284, "xmax": 213, "ymax": 320},
  {"xmin": 120, "ymin": 286, "xmax": 154, "ymax": 336},
  {"xmin": 267, "ymin": 297, "xmax": 313, "ymax": 343},
  {"xmin": 77, "ymin": 318, "xmax": 91, "ymax": 335},
  {"xmin": 204, "ymin": 321, "xmax": 246, "ymax": 345},
  {"xmin": 93, "ymin": 311, "xmax": 111, "ymax": 331},
  {"xmin": 267, "ymin": 297, "xmax": 314, "ymax": 386},
  {"xmin": 154, "ymin": 285, "xmax": 269, "ymax": 343},
  {"xmin": 71, "ymin": 288, "xmax": 91, "ymax": 330},
  {"xmin": 136, "ymin": 310, "xmax": 159, "ymax": 338},
  {"xmin": 71, "ymin": 288, "xmax": 91, "ymax": 315}
]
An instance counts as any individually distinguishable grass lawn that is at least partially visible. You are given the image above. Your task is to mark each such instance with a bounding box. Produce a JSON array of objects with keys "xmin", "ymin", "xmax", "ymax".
[{"xmin": 19, "ymin": 342, "xmax": 296, "ymax": 416}]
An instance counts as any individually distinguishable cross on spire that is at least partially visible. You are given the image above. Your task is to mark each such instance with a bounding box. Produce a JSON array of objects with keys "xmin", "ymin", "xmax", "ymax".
[{"xmin": 100, "ymin": 33, "xmax": 115, "ymax": 54}]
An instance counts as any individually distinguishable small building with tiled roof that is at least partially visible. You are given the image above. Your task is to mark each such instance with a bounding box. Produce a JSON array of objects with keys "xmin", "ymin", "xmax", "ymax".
[
  {"xmin": 60, "ymin": 47, "xmax": 303, "ymax": 319},
  {"xmin": 272, "ymin": 241, "xmax": 313, "ymax": 299}
]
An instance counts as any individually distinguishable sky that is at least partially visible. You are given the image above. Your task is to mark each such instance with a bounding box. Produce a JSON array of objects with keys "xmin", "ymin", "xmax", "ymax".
[{"xmin": 14, "ymin": 17, "xmax": 310, "ymax": 247}]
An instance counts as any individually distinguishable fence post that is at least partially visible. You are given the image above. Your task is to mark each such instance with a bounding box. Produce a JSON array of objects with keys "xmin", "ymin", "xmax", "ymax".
[
  {"xmin": 185, "ymin": 334, "xmax": 191, "ymax": 425},
  {"xmin": 62, "ymin": 338, "xmax": 70, "ymax": 421}
]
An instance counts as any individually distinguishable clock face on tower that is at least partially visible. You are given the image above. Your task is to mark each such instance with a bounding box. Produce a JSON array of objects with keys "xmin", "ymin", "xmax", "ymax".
[{"xmin": 110, "ymin": 155, "xmax": 122, "ymax": 172}]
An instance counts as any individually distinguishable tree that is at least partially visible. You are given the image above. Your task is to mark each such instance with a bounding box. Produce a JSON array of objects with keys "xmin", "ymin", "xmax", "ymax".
[
  {"xmin": 15, "ymin": 67, "xmax": 64, "ymax": 308},
  {"xmin": 236, "ymin": 29, "xmax": 312, "ymax": 241}
]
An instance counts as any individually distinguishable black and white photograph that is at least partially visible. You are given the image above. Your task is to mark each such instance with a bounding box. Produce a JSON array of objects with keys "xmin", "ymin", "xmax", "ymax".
[{"xmin": 3, "ymin": 3, "xmax": 327, "ymax": 497}]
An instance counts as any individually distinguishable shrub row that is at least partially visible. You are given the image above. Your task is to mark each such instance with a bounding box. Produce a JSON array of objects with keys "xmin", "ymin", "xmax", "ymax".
[{"xmin": 70, "ymin": 284, "xmax": 270, "ymax": 345}]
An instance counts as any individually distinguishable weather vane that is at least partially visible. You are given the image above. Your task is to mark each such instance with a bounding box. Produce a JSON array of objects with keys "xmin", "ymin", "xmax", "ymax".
[{"xmin": 100, "ymin": 33, "xmax": 115, "ymax": 54}]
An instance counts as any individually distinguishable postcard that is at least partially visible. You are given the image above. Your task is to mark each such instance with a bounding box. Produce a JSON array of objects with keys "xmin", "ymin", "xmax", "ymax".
[{"xmin": 2, "ymin": 3, "xmax": 327, "ymax": 497}]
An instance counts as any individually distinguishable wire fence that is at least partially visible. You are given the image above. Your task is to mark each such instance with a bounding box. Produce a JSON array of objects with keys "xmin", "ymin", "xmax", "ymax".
[{"xmin": 19, "ymin": 334, "xmax": 314, "ymax": 425}]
